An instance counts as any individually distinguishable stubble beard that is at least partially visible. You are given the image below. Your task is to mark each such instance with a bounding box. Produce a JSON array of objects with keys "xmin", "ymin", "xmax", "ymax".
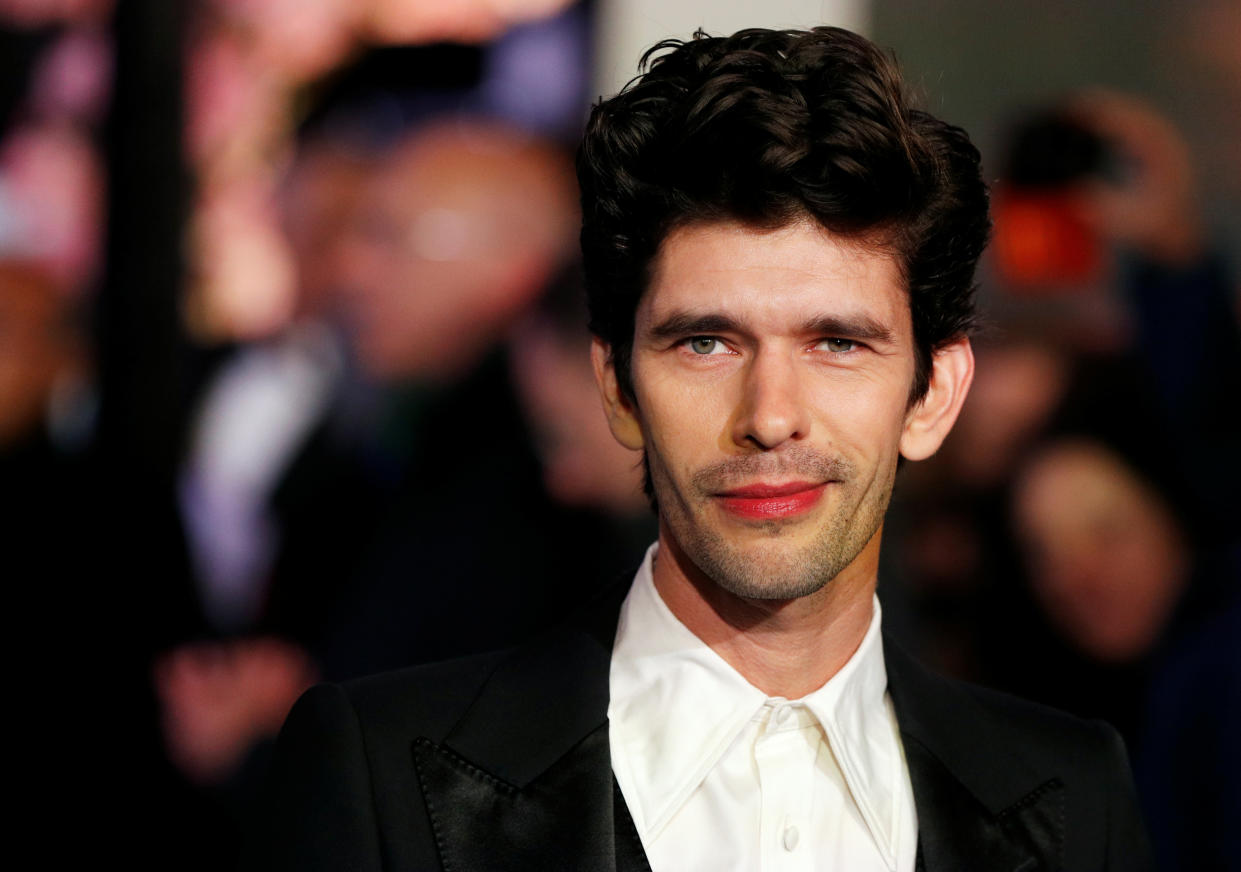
[{"xmin": 651, "ymin": 446, "xmax": 894, "ymax": 601}]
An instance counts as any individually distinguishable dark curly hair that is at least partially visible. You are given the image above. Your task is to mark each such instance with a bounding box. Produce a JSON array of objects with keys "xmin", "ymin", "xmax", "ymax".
[{"xmin": 577, "ymin": 26, "xmax": 990, "ymax": 405}]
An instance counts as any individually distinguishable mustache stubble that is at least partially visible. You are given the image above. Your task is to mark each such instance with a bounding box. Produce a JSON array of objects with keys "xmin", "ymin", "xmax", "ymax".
[{"xmin": 690, "ymin": 445, "xmax": 855, "ymax": 495}]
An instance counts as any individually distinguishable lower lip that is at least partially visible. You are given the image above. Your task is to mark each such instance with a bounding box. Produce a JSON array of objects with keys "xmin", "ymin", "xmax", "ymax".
[{"xmin": 717, "ymin": 484, "xmax": 828, "ymax": 520}]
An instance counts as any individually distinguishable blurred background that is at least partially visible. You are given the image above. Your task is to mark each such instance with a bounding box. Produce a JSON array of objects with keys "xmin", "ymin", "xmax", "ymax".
[{"xmin": 1, "ymin": 0, "xmax": 1236, "ymax": 869}]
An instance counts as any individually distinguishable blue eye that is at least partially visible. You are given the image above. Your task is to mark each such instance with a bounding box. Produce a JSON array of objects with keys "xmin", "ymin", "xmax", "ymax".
[{"xmin": 689, "ymin": 337, "xmax": 719, "ymax": 354}]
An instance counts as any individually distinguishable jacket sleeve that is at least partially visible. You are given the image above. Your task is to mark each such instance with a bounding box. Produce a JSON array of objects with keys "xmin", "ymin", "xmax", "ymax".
[{"xmin": 241, "ymin": 683, "xmax": 386, "ymax": 872}]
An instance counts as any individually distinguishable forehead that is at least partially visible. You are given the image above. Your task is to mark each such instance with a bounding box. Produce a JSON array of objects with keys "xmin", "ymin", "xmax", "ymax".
[{"xmin": 639, "ymin": 220, "xmax": 909, "ymax": 334}]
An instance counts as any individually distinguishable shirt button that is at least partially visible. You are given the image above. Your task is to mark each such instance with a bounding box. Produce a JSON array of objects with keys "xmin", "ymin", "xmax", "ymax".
[{"xmin": 783, "ymin": 825, "xmax": 800, "ymax": 851}]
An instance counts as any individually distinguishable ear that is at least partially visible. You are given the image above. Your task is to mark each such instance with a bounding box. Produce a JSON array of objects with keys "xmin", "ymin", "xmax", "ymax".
[
  {"xmin": 900, "ymin": 337, "xmax": 974, "ymax": 461},
  {"xmin": 590, "ymin": 337, "xmax": 645, "ymax": 451}
]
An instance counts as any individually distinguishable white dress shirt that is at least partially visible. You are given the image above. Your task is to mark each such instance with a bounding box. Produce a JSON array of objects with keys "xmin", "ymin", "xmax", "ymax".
[{"xmin": 609, "ymin": 544, "xmax": 918, "ymax": 872}]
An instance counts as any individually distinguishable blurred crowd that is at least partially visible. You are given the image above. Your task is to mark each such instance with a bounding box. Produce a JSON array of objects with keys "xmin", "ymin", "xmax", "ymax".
[
  {"xmin": 1, "ymin": 2, "xmax": 1237, "ymax": 870},
  {"xmin": 891, "ymin": 92, "xmax": 1241, "ymax": 870}
]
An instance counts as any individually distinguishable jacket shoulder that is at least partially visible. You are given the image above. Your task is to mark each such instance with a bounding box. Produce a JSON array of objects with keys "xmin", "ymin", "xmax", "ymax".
[
  {"xmin": 957, "ymin": 675, "xmax": 1127, "ymax": 765},
  {"xmin": 337, "ymin": 648, "xmax": 513, "ymax": 743},
  {"xmin": 886, "ymin": 641, "xmax": 1153, "ymax": 870},
  {"xmin": 243, "ymin": 650, "xmax": 512, "ymax": 872},
  {"xmin": 885, "ymin": 637, "xmax": 1140, "ymax": 806}
]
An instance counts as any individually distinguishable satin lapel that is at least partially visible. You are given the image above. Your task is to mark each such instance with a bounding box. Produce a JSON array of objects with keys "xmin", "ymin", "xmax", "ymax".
[
  {"xmin": 413, "ymin": 725, "xmax": 617, "ymax": 872},
  {"xmin": 905, "ymin": 735, "xmax": 1063, "ymax": 872},
  {"xmin": 613, "ymin": 777, "xmax": 654, "ymax": 872},
  {"xmin": 412, "ymin": 581, "xmax": 633, "ymax": 872},
  {"xmin": 885, "ymin": 638, "xmax": 1065, "ymax": 872}
]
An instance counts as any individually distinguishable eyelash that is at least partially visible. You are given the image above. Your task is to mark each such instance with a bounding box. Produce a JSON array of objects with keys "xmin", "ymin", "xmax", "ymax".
[{"xmin": 680, "ymin": 336, "xmax": 861, "ymax": 355}]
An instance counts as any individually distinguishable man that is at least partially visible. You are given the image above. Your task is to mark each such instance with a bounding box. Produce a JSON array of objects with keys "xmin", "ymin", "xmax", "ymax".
[{"xmin": 246, "ymin": 27, "xmax": 1152, "ymax": 871}]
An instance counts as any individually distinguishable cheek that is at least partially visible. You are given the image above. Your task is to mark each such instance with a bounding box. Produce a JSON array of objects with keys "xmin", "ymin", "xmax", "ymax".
[
  {"xmin": 633, "ymin": 363, "xmax": 737, "ymax": 454},
  {"xmin": 824, "ymin": 377, "xmax": 910, "ymax": 455},
  {"xmin": 639, "ymin": 411, "xmax": 719, "ymax": 486}
]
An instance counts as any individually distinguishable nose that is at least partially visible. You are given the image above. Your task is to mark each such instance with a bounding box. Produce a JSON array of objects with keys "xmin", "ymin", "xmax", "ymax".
[{"xmin": 731, "ymin": 347, "xmax": 810, "ymax": 450}]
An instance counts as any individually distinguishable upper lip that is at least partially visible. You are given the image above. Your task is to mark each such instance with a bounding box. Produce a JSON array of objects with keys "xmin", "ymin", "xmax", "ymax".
[{"xmin": 716, "ymin": 480, "xmax": 826, "ymax": 498}]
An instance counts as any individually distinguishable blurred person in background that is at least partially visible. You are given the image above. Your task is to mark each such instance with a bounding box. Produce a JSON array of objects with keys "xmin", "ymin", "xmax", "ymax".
[
  {"xmin": 157, "ymin": 118, "xmax": 368, "ymax": 799},
  {"xmin": 165, "ymin": 62, "xmax": 588, "ymax": 730},
  {"xmin": 314, "ymin": 111, "xmax": 597, "ymax": 677},
  {"xmin": 988, "ymin": 91, "xmax": 1240, "ymax": 528},
  {"xmin": 158, "ymin": 30, "xmax": 605, "ymax": 867},
  {"xmin": 0, "ymin": 0, "xmax": 108, "ymax": 454},
  {"xmin": 1013, "ymin": 438, "xmax": 1192, "ymax": 667},
  {"xmin": 1010, "ymin": 418, "xmax": 1240, "ymax": 872},
  {"xmin": 0, "ymin": 260, "xmax": 98, "ymax": 708},
  {"xmin": 163, "ymin": 41, "xmax": 581, "ymax": 762},
  {"xmin": 0, "ymin": 260, "xmax": 89, "ymax": 456},
  {"xmin": 1001, "ymin": 362, "xmax": 1233, "ymax": 735},
  {"xmin": 152, "ymin": 79, "xmax": 381, "ymax": 872},
  {"xmin": 0, "ymin": 7, "xmax": 124, "ymax": 855},
  {"xmin": 889, "ymin": 336, "xmax": 1072, "ymax": 680},
  {"xmin": 334, "ymin": 116, "xmax": 575, "ymax": 384},
  {"xmin": 160, "ymin": 76, "xmax": 590, "ymax": 769},
  {"xmin": 899, "ymin": 89, "xmax": 1239, "ymax": 673},
  {"xmin": 4, "ymin": 3, "xmax": 603, "ymax": 868},
  {"xmin": 509, "ymin": 260, "xmax": 657, "ymax": 565},
  {"xmin": 893, "ymin": 89, "xmax": 1240, "ymax": 871}
]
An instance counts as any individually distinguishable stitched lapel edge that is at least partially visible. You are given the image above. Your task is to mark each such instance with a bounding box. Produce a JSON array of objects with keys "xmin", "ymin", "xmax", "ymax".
[
  {"xmin": 438, "ymin": 576, "xmax": 630, "ymax": 787},
  {"xmin": 413, "ymin": 726, "xmax": 620, "ymax": 872}
]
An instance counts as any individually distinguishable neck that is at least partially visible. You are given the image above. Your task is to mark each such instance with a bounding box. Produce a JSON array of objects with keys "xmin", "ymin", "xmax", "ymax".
[{"xmin": 652, "ymin": 525, "xmax": 880, "ymax": 699}]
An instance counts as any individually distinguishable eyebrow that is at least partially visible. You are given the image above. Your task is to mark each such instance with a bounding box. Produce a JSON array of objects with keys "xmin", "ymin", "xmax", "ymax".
[
  {"xmin": 647, "ymin": 312, "xmax": 741, "ymax": 341},
  {"xmin": 801, "ymin": 314, "xmax": 895, "ymax": 345},
  {"xmin": 647, "ymin": 310, "xmax": 896, "ymax": 345}
]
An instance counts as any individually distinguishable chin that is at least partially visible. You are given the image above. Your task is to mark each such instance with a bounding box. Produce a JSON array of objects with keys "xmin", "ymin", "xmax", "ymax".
[{"xmin": 689, "ymin": 535, "xmax": 840, "ymax": 602}]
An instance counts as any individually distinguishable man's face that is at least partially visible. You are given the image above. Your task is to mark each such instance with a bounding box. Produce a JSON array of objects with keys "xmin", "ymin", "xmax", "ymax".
[
  {"xmin": 334, "ymin": 122, "xmax": 575, "ymax": 382},
  {"xmin": 597, "ymin": 220, "xmax": 957, "ymax": 601}
]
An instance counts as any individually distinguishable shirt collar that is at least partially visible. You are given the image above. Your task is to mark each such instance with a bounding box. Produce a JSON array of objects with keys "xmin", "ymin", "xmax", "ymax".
[{"xmin": 608, "ymin": 542, "xmax": 903, "ymax": 865}]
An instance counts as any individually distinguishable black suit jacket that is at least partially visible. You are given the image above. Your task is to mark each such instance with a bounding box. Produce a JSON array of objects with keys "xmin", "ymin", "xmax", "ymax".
[{"xmin": 246, "ymin": 581, "xmax": 1154, "ymax": 871}]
